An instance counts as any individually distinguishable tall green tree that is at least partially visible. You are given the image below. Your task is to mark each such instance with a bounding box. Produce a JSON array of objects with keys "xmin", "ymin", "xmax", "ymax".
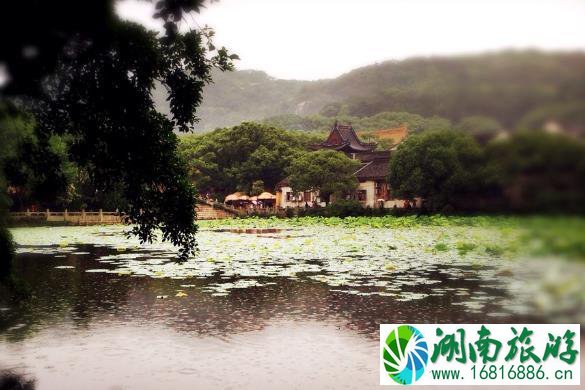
[
  {"xmin": 0, "ymin": 105, "xmax": 78, "ymax": 210},
  {"xmin": 388, "ymin": 130, "xmax": 485, "ymax": 210},
  {"xmin": 485, "ymin": 131, "xmax": 585, "ymax": 212},
  {"xmin": 0, "ymin": 0, "xmax": 237, "ymax": 263},
  {"xmin": 287, "ymin": 150, "xmax": 361, "ymax": 204},
  {"xmin": 178, "ymin": 122, "xmax": 320, "ymax": 196}
]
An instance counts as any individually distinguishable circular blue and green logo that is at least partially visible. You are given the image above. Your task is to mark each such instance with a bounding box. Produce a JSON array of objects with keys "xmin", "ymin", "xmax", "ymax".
[{"xmin": 382, "ymin": 325, "xmax": 429, "ymax": 385}]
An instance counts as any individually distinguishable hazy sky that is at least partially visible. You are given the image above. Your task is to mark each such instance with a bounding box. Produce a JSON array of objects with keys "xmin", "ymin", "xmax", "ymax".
[{"xmin": 117, "ymin": 0, "xmax": 585, "ymax": 80}]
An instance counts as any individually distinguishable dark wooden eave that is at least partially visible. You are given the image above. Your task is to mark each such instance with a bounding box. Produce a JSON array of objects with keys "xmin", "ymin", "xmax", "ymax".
[{"xmin": 314, "ymin": 122, "xmax": 377, "ymax": 153}]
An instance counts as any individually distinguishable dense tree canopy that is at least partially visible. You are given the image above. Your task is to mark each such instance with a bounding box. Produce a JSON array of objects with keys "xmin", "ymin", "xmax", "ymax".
[
  {"xmin": 250, "ymin": 180, "xmax": 265, "ymax": 196},
  {"xmin": 178, "ymin": 122, "xmax": 321, "ymax": 197},
  {"xmin": 0, "ymin": 0, "xmax": 237, "ymax": 262},
  {"xmin": 0, "ymin": 105, "xmax": 78, "ymax": 210},
  {"xmin": 388, "ymin": 130, "xmax": 485, "ymax": 211},
  {"xmin": 287, "ymin": 150, "xmax": 361, "ymax": 204},
  {"xmin": 485, "ymin": 131, "xmax": 585, "ymax": 212}
]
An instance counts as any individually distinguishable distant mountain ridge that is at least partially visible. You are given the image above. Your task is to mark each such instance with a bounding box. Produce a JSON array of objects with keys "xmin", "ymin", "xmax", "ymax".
[{"xmin": 158, "ymin": 50, "xmax": 585, "ymax": 131}]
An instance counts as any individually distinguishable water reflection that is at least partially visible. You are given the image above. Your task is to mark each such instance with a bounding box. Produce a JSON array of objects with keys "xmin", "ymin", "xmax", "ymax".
[
  {"xmin": 0, "ymin": 243, "xmax": 582, "ymax": 389},
  {"xmin": 1, "ymin": 248, "xmax": 538, "ymax": 341}
]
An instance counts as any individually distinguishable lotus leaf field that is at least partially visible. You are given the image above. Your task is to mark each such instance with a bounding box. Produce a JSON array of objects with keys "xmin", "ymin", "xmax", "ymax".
[
  {"xmin": 2, "ymin": 216, "xmax": 585, "ymax": 388},
  {"xmin": 8, "ymin": 216, "xmax": 585, "ymax": 324}
]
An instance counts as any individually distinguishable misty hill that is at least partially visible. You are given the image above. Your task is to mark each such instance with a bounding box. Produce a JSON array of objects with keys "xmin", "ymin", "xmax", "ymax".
[{"xmin": 167, "ymin": 50, "xmax": 585, "ymax": 131}]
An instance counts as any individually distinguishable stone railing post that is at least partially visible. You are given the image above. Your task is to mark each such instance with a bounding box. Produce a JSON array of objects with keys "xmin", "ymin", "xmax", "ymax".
[
  {"xmin": 81, "ymin": 209, "xmax": 86, "ymax": 223},
  {"xmin": 46, "ymin": 208, "xmax": 50, "ymax": 221},
  {"xmin": 64, "ymin": 209, "xmax": 69, "ymax": 222},
  {"xmin": 26, "ymin": 208, "xmax": 31, "ymax": 216},
  {"xmin": 99, "ymin": 209, "xmax": 103, "ymax": 223}
]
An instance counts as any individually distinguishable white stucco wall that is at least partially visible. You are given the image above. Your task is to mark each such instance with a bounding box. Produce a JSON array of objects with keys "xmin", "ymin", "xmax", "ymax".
[
  {"xmin": 278, "ymin": 183, "xmax": 420, "ymax": 209},
  {"xmin": 359, "ymin": 181, "xmax": 422, "ymax": 209},
  {"xmin": 278, "ymin": 187, "xmax": 325, "ymax": 208},
  {"xmin": 278, "ymin": 187, "xmax": 299, "ymax": 208},
  {"xmin": 357, "ymin": 181, "xmax": 376, "ymax": 208}
]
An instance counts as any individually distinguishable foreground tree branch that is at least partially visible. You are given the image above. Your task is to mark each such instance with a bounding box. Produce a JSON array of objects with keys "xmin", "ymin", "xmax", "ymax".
[{"xmin": 0, "ymin": 0, "xmax": 237, "ymax": 261}]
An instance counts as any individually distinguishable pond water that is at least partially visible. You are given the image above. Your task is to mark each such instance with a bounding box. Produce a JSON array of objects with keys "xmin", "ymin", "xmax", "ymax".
[{"xmin": 1, "ymin": 225, "xmax": 584, "ymax": 389}]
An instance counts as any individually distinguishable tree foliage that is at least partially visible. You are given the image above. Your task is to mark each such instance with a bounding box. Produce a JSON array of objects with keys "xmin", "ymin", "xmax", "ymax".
[
  {"xmin": 0, "ymin": 0, "xmax": 237, "ymax": 260},
  {"xmin": 287, "ymin": 150, "xmax": 361, "ymax": 204},
  {"xmin": 250, "ymin": 180, "xmax": 265, "ymax": 196},
  {"xmin": 0, "ymin": 104, "xmax": 78, "ymax": 210},
  {"xmin": 178, "ymin": 122, "xmax": 320, "ymax": 197},
  {"xmin": 485, "ymin": 131, "xmax": 585, "ymax": 212},
  {"xmin": 388, "ymin": 130, "xmax": 485, "ymax": 210}
]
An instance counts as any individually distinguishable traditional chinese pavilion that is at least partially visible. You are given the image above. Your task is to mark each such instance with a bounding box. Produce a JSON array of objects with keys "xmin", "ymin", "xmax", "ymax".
[
  {"xmin": 276, "ymin": 121, "xmax": 413, "ymax": 209},
  {"xmin": 314, "ymin": 121, "xmax": 377, "ymax": 153}
]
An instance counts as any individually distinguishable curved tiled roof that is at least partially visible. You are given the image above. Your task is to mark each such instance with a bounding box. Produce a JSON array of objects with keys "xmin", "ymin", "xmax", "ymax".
[
  {"xmin": 317, "ymin": 122, "xmax": 377, "ymax": 153},
  {"xmin": 354, "ymin": 158, "xmax": 390, "ymax": 180},
  {"xmin": 350, "ymin": 150, "xmax": 391, "ymax": 162}
]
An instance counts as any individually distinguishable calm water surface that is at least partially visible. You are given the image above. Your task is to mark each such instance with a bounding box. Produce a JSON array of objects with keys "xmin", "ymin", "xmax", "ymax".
[{"xmin": 1, "ymin": 226, "xmax": 583, "ymax": 389}]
